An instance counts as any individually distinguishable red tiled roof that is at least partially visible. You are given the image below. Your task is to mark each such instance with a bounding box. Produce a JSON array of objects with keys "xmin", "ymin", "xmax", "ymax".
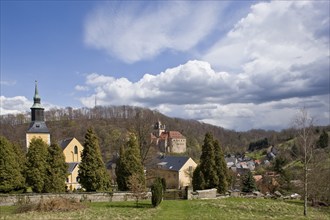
[{"xmin": 168, "ymin": 131, "xmax": 185, "ymax": 139}]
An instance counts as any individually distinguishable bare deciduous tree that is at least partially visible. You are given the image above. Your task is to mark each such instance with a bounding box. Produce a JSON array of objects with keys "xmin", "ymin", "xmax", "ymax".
[
  {"xmin": 293, "ymin": 108, "xmax": 315, "ymax": 216},
  {"xmin": 128, "ymin": 173, "xmax": 147, "ymax": 207}
]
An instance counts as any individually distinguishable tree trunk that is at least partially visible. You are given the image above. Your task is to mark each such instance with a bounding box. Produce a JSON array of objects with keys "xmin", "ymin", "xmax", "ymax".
[{"xmin": 304, "ymin": 164, "xmax": 308, "ymax": 216}]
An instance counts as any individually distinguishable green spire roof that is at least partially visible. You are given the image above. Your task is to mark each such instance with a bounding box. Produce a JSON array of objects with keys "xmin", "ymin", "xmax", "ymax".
[
  {"xmin": 31, "ymin": 80, "xmax": 43, "ymax": 109},
  {"xmin": 34, "ymin": 80, "xmax": 40, "ymax": 99}
]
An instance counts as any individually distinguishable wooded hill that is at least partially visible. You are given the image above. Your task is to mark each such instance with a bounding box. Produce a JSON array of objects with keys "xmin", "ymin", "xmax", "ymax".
[{"xmin": 1, "ymin": 105, "xmax": 328, "ymax": 163}]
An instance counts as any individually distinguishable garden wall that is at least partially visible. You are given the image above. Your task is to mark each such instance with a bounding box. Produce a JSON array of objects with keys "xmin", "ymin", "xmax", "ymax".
[{"xmin": 0, "ymin": 192, "xmax": 152, "ymax": 206}]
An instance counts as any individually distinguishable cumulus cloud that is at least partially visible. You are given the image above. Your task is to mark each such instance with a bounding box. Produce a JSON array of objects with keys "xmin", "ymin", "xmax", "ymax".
[
  {"xmin": 203, "ymin": 1, "xmax": 329, "ymax": 71},
  {"xmin": 78, "ymin": 1, "xmax": 329, "ymax": 130},
  {"xmin": 84, "ymin": 1, "xmax": 224, "ymax": 63},
  {"xmin": 0, "ymin": 96, "xmax": 31, "ymax": 115},
  {"xmin": 0, "ymin": 96, "xmax": 60, "ymax": 116},
  {"xmin": 77, "ymin": 59, "xmax": 329, "ymax": 130}
]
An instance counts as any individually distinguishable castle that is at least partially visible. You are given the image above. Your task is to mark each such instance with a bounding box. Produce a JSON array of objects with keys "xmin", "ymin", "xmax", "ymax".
[
  {"xmin": 26, "ymin": 81, "xmax": 83, "ymax": 190},
  {"xmin": 151, "ymin": 121, "xmax": 187, "ymax": 153}
]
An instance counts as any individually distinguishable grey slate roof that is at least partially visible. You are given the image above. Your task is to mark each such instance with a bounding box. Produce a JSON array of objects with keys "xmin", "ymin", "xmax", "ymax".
[
  {"xmin": 156, "ymin": 156, "xmax": 190, "ymax": 171},
  {"xmin": 67, "ymin": 162, "xmax": 79, "ymax": 174},
  {"xmin": 26, "ymin": 121, "xmax": 49, "ymax": 133},
  {"xmin": 59, "ymin": 138, "xmax": 74, "ymax": 150}
]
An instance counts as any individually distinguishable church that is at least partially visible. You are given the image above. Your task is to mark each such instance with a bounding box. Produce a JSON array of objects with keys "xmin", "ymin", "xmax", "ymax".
[{"xmin": 26, "ymin": 81, "xmax": 83, "ymax": 191}]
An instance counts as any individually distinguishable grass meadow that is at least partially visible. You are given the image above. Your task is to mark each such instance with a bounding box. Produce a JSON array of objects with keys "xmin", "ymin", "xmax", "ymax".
[{"xmin": 0, "ymin": 197, "xmax": 329, "ymax": 220}]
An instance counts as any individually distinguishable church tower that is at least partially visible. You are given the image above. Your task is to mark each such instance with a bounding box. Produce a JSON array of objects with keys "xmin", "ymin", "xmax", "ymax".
[{"xmin": 26, "ymin": 81, "xmax": 50, "ymax": 149}]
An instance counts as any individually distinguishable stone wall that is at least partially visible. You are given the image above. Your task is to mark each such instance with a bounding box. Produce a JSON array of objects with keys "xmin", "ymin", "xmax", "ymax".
[
  {"xmin": 0, "ymin": 192, "xmax": 152, "ymax": 206},
  {"xmin": 188, "ymin": 188, "xmax": 218, "ymax": 200}
]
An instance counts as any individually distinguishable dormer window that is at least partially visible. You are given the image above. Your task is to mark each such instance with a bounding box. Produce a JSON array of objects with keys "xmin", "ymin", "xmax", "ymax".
[{"xmin": 74, "ymin": 146, "xmax": 78, "ymax": 154}]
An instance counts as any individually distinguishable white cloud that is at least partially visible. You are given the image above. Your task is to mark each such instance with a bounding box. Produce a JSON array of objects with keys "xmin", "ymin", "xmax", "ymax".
[
  {"xmin": 79, "ymin": 1, "xmax": 329, "ymax": 130},
  {"xmin": 77, "ymin": 59, "xmax": 329, "ymax": 130},
  {"xmin": 203, "ymin": 1, "xmax": 329, "ymax": 72},
  {"xmin": 84, "ymin": 2, "xmax": 224, "ymax": 63},
  {"xmin": 0, "ymin": 96, "xmax": 31, "ymax": 115},
  {"xmin": 0, "ymin": 96, "xmax": 60, "ymax": 116},
  {"xmin": 75, "ymin": 85, "xmax": 89, "ymax": 91}
]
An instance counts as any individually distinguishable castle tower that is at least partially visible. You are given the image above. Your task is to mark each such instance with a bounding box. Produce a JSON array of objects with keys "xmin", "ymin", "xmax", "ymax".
[
  {"xmin": 26, "ymin": 81, "xmax": 50, "ymax": 149},
  {"xmin": 154, "ymin": 120, "xmax": 166, "ymax": 137}
]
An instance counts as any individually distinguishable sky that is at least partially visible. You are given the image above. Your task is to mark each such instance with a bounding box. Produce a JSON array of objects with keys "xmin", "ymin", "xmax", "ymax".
[{"xmin": 1, "ymin": 1, "xmax": 329, "ymax": 131}]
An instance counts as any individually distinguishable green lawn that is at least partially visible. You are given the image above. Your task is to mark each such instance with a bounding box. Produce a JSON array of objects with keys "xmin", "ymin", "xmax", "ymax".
[{"xmin": 1, "ymin": 198, "xmax": 329, "ymax": 220}]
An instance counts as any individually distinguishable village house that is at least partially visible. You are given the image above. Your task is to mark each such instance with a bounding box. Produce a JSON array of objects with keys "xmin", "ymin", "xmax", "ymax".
[
  {"xmin": 151, "ymin": 121, "xmax": 187, "ymax": 153},
  {"xmin": 226, "ymin": 155, "xmax": 256, "ymax": 174},
  {"xmin": 59, "ymin": 137, "xmax": 84, "ymax": 191},
  {"xmin": 26, "ymin": 82, "xmax": 84, "ymax": 191},
  {"xmin": 147, "ymin": 155, "xmax": 197, "ymax": 189}
]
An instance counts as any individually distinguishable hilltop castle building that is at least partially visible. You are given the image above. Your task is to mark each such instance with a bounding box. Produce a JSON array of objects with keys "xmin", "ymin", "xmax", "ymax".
[{"xmin": 151, "ymin": 121, "xmax": 187, "ymax": 153}]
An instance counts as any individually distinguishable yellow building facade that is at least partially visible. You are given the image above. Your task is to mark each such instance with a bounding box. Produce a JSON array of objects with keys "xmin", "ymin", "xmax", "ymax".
[
  {"xmin": 59, "ymin": 138, "xmax": 84, "ymax": 190},
  {"xmin": 26, "ymin": 82, "xmax": 84, "ymax": 191},
  {"xmin": 26, "ymin": 133, "xmax": 50, "ymax": 149},
  {"xmin": 149, "ymin": 156, "xmax": 197, "ymax": 189},
  {"xmin": 60, "ymin": 137, "xmax": 83, "ymax": 163}
]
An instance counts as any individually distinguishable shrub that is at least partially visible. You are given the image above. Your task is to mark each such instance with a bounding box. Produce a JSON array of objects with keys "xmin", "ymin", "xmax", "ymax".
[
  {"xmin": 151, "ymin": 178, "xmax": 163, "ymax": 207},
  {"xmin": 15, "ymin": 197, "xmax": 86, "ymax": 213}
]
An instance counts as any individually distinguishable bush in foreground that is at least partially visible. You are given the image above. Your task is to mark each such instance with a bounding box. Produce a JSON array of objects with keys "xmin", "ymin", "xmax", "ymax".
[{"xmin": 15, "ymin": 197, "xmax": 86, "ymax": 213}]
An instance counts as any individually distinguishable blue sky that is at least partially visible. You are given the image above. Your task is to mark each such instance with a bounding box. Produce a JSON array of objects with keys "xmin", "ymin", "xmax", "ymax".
[{"xmin": 1, "ymin": 1, "xmax": 329, "ymax": 131}]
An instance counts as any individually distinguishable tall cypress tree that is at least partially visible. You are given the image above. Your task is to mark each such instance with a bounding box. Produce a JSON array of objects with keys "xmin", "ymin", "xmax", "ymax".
[
  {"xmin": 25, "ymin": 138, "xmax": 49, "ymax": 193},
  {"xmin": 151, "ymin": 177, "xmax": 163, "ymax": 207},
  {"xmin": 116, "ymin": 134, "xmax": 145, "ymax": 191},
  {"xmin": 199, "ymin": 132, "xmax": 218, "ymax": 189},
  {"xmin": 214, "ymin": 140, "xmax": 229, "ymax": 194},
  {"xmin": 0, "ymin": 136, "xmax": 25, "ymax": 192},
  {"xmin": 44, "ymin": 143, "xmax": 68, "ymax": 193},
  {"xmin": 78, "ymin": 128, "xmax": 111, "ymax": 192}
]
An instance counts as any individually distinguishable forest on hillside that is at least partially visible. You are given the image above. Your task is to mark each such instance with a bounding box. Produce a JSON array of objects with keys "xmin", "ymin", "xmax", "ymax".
[{"xmin": 1, "ymin": 105, "xmax": 328, "ymax": 163}]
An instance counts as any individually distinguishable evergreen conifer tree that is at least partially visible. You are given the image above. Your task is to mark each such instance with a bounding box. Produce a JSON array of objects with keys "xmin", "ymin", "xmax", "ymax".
[
  {"xmin": 115, "ymin": 134, "xmax": 145, "ymax": 191},
  {"xmin": 12, "ymin": 143, "xmax": 26, "ymax": 180},
  {"xmin": 241, "ymin": 170, "xmax": 257, "ymax": 193},
  {"xmin": 116, "ymin": 146, "xmax": 130, "ymax": 191},
  {"xmin": 44, "ymin": 143, "xmax": 68, "ymax": 193},
  {"xmin": 0, "ymin": 136, "xmax": 25, "ymax": 192},
  {"xmin": 214, "ymin": 140, "xmax": 229, "ymax": 194},
  {"xmin": 199, "ymin": 132, "xmax": 219, "ymax": 189},
  {"xmin": 25, "ymin": 138, "xmax": 49, "ymax": 193},
  {"xmin": 192, "ymin": 165, "xmax": 205, "ymax": 191},
  {"xmin": 317, "ymin": 130, "xmax": 328, "ymax": 148},
  {"xmin": 78, "ymin": 128, "xmax": 111, "ymax": 192},
  {"xmin": 151, "ymin": 177, "xmax": 163, "ymax": 207}
]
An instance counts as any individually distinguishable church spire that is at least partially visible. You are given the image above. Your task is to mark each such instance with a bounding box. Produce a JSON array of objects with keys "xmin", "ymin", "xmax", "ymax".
[
  {"xmin": 30, "ymin": 80, "xmax": 44, "ymax": 121},
  {"xmin": 34, "ymin": 80, "xmax": 40, "ymax": 101},
  {"xmin": 26, "ymin": 81, "xmax": 50, "ymax": 149},
  {"xmin": 31, "ymin": 80, "xmax": 43, "ymax": 109}
]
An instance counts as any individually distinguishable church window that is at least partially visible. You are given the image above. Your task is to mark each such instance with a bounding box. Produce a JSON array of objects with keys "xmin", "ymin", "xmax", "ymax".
[{"xmin": 74, "ymin": 146, "xmax": 78, "ymax": 154}]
